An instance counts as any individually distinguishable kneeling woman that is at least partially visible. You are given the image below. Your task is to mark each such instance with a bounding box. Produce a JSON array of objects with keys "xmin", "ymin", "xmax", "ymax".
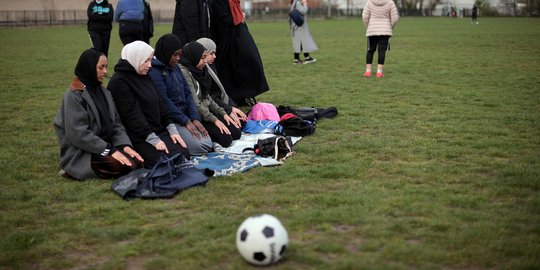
[
  {"xmin": 179, "ymin": 41, "xmax": 241, "ymax": 148},
  {"xmin": 108, "ymin": 41, "xmax": 190, "ymax": 168},
  {"xmin": 54, "ymin": 48, "xmax": 144, "ymax": 180}
]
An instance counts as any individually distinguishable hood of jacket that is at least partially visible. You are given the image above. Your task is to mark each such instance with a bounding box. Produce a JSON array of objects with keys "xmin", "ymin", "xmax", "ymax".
[
  {"xmin": 114, "ymin": 59, "xmax": 139, "ymax": 74},
  {"xmin": 370, "ymin": 0, "xmax": 391, "ymax": 6},
  {"xmin": 150, "ymin": 57, "xmax": 169, "ymax": 70}
]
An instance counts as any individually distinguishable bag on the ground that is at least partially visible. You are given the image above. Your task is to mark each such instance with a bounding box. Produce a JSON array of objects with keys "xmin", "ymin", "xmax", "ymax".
[
  {"xmin": 243, "ymin": 135, "xmax": 294, "ymax": 161},
  {"xmin": 289, "ymin": 8, "xmax": 304, "ymax": 27},
  {"xmin": 275, "ymin": 113, "xmax": 316, "ymax": 137},
  {"xmin": 112, "ymin": 153, "xmax": 213, "ymax": 199},
  {"xmin": 247, "ymin": 102, "xmax": 280, "ymax": 122},
  {"xmin": 277, "ymin": 105, "xmax": 339, "ymax": 122}
]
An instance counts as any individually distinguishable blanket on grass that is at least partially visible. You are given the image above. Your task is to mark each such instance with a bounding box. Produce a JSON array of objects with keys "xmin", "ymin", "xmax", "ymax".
[{"xmin": 192, "ymin": 133, "xmax": 301, "ymax": 176}]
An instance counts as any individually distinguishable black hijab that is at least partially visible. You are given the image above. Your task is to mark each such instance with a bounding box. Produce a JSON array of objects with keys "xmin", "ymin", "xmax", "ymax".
[
  {"xmin": 180, "ymin": 41, "xmax": 212, "ymax": 96},
  {"xmin": 155, "ymin": 33, "xmax": 182, "ymax": 67},
  {"xmin": 75, "ymin": 48, "xmax": 103, "ymax": 88},
  {"xmin": 75, "ymin": 48, "xmax": 114, "ymax": 142}
]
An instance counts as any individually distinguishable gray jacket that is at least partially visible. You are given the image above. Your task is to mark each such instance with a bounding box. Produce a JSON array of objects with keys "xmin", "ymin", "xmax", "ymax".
[
  {"xmin": 179, "ymin": 64, "xmax": 226, "ymax": 123},
  {"xmin": 53, "ymin": 79, "xmax": 132, "ymax": 180}
]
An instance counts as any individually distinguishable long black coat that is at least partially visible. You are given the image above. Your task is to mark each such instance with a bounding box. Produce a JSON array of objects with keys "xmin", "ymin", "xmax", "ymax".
[
  {"xmin": 172, "ymin": 0, "xmax": 209, "ymax": 46},
  {"xmin": 209, "ymin": 0, "xmax": 269, "ymax": 105},
  {"xmin": 107, "ymin": 59, "xmax": 173, "ymax": 143}
]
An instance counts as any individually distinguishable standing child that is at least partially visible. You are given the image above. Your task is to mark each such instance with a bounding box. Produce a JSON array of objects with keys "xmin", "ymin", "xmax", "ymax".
[
  {"xmin": 87, "ymin": 0, "xmax": 114, "ymax": 57},
  {"xmin": 362, "ymin": 0, "xmax": 398, "ymax": 78}
]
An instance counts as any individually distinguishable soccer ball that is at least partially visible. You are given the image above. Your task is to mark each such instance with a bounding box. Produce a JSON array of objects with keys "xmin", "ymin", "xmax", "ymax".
[{"xmin": 236, "ymin": 214, "xmax": 289, "ymax": 265}]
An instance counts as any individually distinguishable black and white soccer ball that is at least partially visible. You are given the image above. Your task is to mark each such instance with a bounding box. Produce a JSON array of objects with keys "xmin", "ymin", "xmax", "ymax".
[{"xmin": 236, "ymin": 214, "xmax": 289, "ymax": 265}]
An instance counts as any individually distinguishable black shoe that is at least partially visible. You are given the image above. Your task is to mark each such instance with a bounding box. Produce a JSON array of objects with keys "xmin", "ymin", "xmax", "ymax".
[{"xmin": 304, "ymin": 57, "xmax": 317, "ymax": 64}]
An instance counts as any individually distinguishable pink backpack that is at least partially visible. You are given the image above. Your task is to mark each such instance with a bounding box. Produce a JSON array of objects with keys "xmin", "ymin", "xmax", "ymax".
[{"xmin": 247, "ymin": 103, "xmax": 280, "ymax": 122}]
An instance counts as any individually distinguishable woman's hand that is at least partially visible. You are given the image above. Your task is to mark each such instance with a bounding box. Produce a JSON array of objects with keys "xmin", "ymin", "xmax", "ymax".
[
  {"xmin": 186, "ymin": 120, "xmax": 201, "ymax": 139},
  {"xmin": 223, "ymin": 114, "xmax": 240, "ymax": 129},
  {"xmin": 232, "ymin": 107, "xmax": 247, "ymax": 122},
  {"xmin": 171, "ymin": 134, "xmax": 187, "ymax": 148},
  {"xmin": 123, "ymin": 146, "xmax": 144, "ymax": 163},
  {"xmin": 155, "ymin": 140, "xmax": 169, "ymax": 153},
  {"xmin": 214, "ymin": 119, "xmax": 231, "ymax": 135},
  {"xmin": 229, "ymin": 112, "xmax": 242, "ymax": 128},
  {"xmin": 193, "ymin": 120, "xmax": 209, "ymax": 137},
  {"xmin": 111, "ymin": 151, "xmax": 132, "ymax": 166}
]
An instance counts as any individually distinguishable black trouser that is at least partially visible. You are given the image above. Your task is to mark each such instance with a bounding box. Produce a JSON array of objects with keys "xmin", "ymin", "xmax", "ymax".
[
  {"xmin": 118, "ymin": 21, "xmax": 143, "ymax": 45},
  {"xmin": 91, "ymin": 149, "xmax": 142, "ymax": 179},
  {"xmin": 89, "ymin": 30, "xmax": 111, "ymax": 57},
  {"xmin": 202, "ymin": 115, "xmax": 242, "ymax": 148},
  {"xmin": 366, "ymin": 35, "xmax": 390, "ymax": 65},
  {"xmin": 132, "ymin": 132, "xmax": 190, "ymax": 169}
]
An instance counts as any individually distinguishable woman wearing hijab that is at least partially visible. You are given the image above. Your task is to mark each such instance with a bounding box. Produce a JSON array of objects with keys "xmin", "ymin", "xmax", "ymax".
[
  {"xmin": 290, "ymin": 0, "xmax": 317, "ymax": 65},
  {"xmin": 179, "ymin": 41, "xmax": 241, "ymax": 148},
  {"xmin": 196, "ymin": 37, "xmax": 247, "ymax": 128},
  {"xmin": 108, "ymin": 41, "xmax": 189, "ymax": 168},
  {"xmin": 54, "ymin": 48, "xmax": 143, "ymax": 180},
  {"xmin": 148, "ymin": 34, "xmax": 213, "ymax": 156},
  {"xmin": 209, "ymin": 0, "xmax": 269, "ymax": 105}
]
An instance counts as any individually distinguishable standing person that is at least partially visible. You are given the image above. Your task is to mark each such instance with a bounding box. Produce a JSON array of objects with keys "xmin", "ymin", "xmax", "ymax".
[
  {"xmin": 87, "ymin": 0, "xmax": 114, "ymax": 57},
  {"xmin": 209, "ymin": 0, "xmax": 269, "ymax": 106},
  {"xmin": 362, "ymin": 0, "xmax": 398, "ymax": 78},
  {"xmin": 142, "ymin": 0, "xmax": 154, "ymax": 44},
  {"xmin": 172, "ymin": 0, "xmax": 210, "ymax": 46},
  {"xmin": 197, "ymin": 37, "xmax": 247, "ymax": 127},
  {"xmin": 471, "ymin": 4, "xmax": 479, "ymax": 24},
  {"xmin": 114, "ymin": 0, "xmax": 144, "ymax": 45},
  {"xmin": 54, "ymin": 48, "xmax": 143, "ymax": 180},
  {"xmin": 290, "ymin": 0, "xmax": 317, "ymax": 65},
  {"xmin": 148, "ymin": 34, "xmax": 213, "ymax": 156},
  {"xmin": 179, "ymin": 41, "xmax": 242, "ymax": 148},
  {"xmin": 108, "ymin": 41, "xmax": 190, "ymax": 168}
]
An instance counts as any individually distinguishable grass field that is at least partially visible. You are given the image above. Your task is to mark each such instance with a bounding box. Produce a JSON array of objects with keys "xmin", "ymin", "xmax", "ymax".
[{"xmin": 0, "ymin": 17, "xmax": 539, "ymax": 269}]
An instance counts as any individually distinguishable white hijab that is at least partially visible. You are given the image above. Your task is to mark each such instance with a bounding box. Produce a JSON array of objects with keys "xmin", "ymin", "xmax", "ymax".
[{"xmin": 121, "ymin": 41, "xmax": 154, "ymax": 75}]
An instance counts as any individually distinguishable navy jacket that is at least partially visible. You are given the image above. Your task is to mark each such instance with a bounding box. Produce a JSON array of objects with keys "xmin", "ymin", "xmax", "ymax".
[
  {"xmin": 148, "ymin": 58, "xmax": 201, "ymax": 126},
  {"xmin": 114, "ymin": 0, "xmax": 144, "ymax": 22}
]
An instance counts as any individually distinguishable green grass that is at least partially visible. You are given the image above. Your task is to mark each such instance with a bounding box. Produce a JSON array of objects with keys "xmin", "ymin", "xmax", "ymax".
[{"xmin": 1, "ymin": 17, "xmax": 539, "ymax": 269}]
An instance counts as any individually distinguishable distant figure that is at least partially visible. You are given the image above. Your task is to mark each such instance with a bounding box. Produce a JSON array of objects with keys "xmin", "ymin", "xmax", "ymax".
[
  {"xmin": 87, "ymin": 0, "xmax": 114, "ymax": 57},
  {"xmin": 472, "ymin": 4, "xmax": 479, "ymax": 24},
  {"xmin": 209, "ymin": 0, "xmax": 269, "ymax": 106},
  {"xmin": 362, "ymin": 0, "xmax": 399, "ymax": 78},
  {"xmin": 290, "ymin": 0, "xmax": 317, "ymax": 65},
  {"xmin": 172, "ymin": 0, "xmax": 210, "ymax": 46},
  {"xmin": 142, "ymin": 0, "xmax": 154, "ymax": 44},
  {"xmin": 54, "ymin": 48, "xmax": 143, "ymax": 180},
  {"xmin": 114, "ymin": 0, "xmax": 144, "ymax": 45}
]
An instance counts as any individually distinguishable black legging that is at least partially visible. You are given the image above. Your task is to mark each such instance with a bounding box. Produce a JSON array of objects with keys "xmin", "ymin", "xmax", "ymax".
[
  {"xmin": 366, "ymin": 35, "xmax": 390, "ymax": 65},
  {"xmin": 202, "ymin": 115, "xmax": 242, "ymax": 148}
]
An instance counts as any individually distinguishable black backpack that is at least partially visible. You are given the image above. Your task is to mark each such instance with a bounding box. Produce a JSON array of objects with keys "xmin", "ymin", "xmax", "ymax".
[
  {"xmin": 275, "ymin": 115, "xmax": 316, "ymax": 137},
  {"xmin": 243, "ymin": 136, "xmax": 294, "ymax": 161}
]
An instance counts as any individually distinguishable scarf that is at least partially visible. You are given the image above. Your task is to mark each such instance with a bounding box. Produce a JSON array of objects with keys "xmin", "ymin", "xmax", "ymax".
[
  {"xmin": 196, "ymin": 37, "xmax": 216, "ymax": 54},
  {"xmin": 121, "ymin": 41, "xmax": 154, "ymax": 75},
  {"xmin": 228, "ymin": 0, "xmax": 244, "ymax": 26},
  {"xmin": 155, "ymin": 33, "xmax": 182, "ymax": 67},
  {"xmin": 180, "ymin": 42, "xmax": 212, "ymax": 97}
]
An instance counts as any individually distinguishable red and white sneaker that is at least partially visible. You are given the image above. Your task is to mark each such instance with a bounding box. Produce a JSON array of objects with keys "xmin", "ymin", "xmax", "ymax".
[
  {"xmin": 363, "ymin": 71, "xmax": 372, "ymax": 77},
  {"xmin": 376, "ymin": 72, "xmax": 384, "ymax": 78}
]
